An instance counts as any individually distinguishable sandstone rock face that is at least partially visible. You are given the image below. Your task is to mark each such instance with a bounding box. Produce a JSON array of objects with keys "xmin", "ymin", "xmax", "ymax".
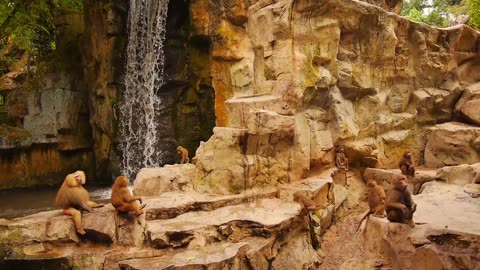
[
  {"xmin": 455, "ymin": 82, "xmax": 480, "ymax": 125},
  {"xmin": 424, "ymin": 122, "xmax": 480, "ymax": 167},
  {"xmin": 83, "ymin": 0, "xmax": 128, "ymax": 182},
  {"xmin": 189, "ymin": 0, "xmax": 480, "ymax": 191},
  {"xmin": 133, "ymin": 164, "xmax": 195, "ymax": 196},
  {"xmin": 436, "ymin": 163, "xmax": 480, "ymax": 185}
]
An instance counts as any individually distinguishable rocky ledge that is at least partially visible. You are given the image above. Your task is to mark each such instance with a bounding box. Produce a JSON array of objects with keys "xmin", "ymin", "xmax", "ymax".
[
  {"xmin": 362, "ymin": 181, "xmax": 480, "ymax": 270},
  {"xmin": 0, "ymin": 167, "xmax": 344, "ymax": 270}
]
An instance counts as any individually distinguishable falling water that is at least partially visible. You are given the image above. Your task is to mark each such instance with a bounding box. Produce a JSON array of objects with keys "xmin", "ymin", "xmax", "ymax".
[{"xmin": 120, "ymin": 0, "xmax": 169, "ymax": 178}]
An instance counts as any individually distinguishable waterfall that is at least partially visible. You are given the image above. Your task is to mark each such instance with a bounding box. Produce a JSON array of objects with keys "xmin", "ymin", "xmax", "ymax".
[{"xmin": 120, "ymin": 0, "xmax": 169, "ymax": 179}]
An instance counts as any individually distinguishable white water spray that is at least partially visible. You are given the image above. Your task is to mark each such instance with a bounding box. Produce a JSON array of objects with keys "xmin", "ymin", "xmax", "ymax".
[{"xmin": 120, "ymin": 0, "xmax": 169, "ymax": 178}]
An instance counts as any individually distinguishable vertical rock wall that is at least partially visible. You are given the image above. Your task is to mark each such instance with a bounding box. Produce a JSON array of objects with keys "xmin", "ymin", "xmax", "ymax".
[
  {"xmin": 83, "ymin": 0, "xmax": 128, "ymax": 183},
  {"xmin": 0, "ymin": 11, "xmax": 95, "ymax": 189},
  {"xmin": 190, "ymin": 0, "xmax": 480, "ymax": 194}
]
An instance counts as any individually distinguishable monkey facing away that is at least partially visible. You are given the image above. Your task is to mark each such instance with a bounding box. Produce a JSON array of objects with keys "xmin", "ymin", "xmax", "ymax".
[
  {"xmin": 357, "ymin": 180, "xmax": 386, "ymax": 231},
  {"xmin": 386, "ymin": 176, "xmax": 417, "ymax": 227},
  {"xmin": 399, "ymin": 151, "xmax": 415, "ymax": 177},
  {"xmin": 111, "ymin": 176, "xmax": 145, "ymax": 216},
  {"xmin": 177, "ymin": 146, "xmax": 189, "ymax": 164},
  {"xmin": 55, "ymin": 171, "xmax": 103, "ymax": 235}
]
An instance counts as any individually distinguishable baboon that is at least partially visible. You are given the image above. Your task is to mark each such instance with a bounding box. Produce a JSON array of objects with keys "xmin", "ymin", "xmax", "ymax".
[
  {"xmin": 356, "ymin": 180, "xmax": 386, "ymax": 231},
  {"xmin": 111, "ymin": 176, "xmax": 145, "ymax": 216},
  {"xmin": 386, "ymin": 176, "xmax": 417, "ymax": 227},
  {"xmin": 293, "ymin": 192, "xmax": 319, "ymax": 211},
  {"xmin": 176, "ymin": 146, "xmax": 189, "ymax": 164},
  {"xmin": 399, "ymin": 151, "xmax": 415, "ymax": 177},
  {"xmin": 335, "ymin": 146, "xmax": 349, "ymax": 171},
  {"xmin": 55, "ymin": 171, "xmax": 103, "ymax": 235}
]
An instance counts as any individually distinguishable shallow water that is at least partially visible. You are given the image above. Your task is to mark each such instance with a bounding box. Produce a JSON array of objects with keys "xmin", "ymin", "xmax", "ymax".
[{"xmin": 0, "ymin": 186, "xmax": 112, "ymax": 220}]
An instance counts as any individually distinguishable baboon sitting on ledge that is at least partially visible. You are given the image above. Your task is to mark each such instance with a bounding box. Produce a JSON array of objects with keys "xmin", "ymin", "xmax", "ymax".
[{"xmin": 386, "ymin": 176, "xmax": 417, "ymax": 227}]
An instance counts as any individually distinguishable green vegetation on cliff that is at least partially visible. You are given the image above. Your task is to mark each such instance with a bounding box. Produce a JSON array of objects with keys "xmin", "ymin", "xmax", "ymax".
[
  {"xmin": 0, "ymin": 0, "xmax": 83, "ymax": 69},
  {"xmin": 402, "ymin": 0, "xmax": 479, "ymax": 29}
]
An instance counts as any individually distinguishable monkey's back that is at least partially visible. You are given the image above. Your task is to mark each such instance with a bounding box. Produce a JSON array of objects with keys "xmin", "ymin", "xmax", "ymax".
[
  {"xmin": 56, "ymin": 182, "xmax": 90, "ymax": 209},
  {"xmin": 111, "ymin": 185, "xmax": 129, "ymax": 208}
]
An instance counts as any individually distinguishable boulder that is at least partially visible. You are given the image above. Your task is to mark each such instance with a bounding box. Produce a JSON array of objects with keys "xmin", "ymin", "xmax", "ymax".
[
  {"xmin": 424, "ymin": 122, "xmax": 480, "ymax": 167},
  {"xmin": 364, "ymin": 182, "xmax": 480, "ymax": 270},
  {"xmin": 271, "ymin": 234, "xmax": 322, "ymax": 270},
  {"xmin": 436, "ymin": 163, "xmax": 480, "ymax": 186},
  {"xmin": 412, "ymin": 88, "xmax": 463, "ymax": 124},
  {"xmin": 246, "ymin": 109, "xmax": 294, "ymax": 136},
  {"xmin": 455, "ymin": 82, "xmax": 480, "ymax": 125},
  {"xmin": 133, "ymin": 164, "xmax": 195, "ymax": 196}
]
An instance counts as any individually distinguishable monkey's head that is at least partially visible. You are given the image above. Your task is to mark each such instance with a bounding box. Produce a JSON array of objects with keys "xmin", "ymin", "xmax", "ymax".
[
  {"xmin": 393, "ymin": 176, "xmax": 408, "ymax": 191},
  {"xmin": 403, "ymin": 151, "xmax": 412, "ymax": 159},
  {"xmin": 115, "ymin": 176, "xmax": 129, "ymax": 187},
  {"xmin": 65, "ymin": 171, "xmax": 86, "ymax": 187},
  {"xmin": 176, "ymin": 146, "xmax": 182, "ymax": 154},
  {"xmin": 367, "ymin": 180, "xmax": 377, "ymax": 188},
  {"xmin": 293, "ymin": 191, "xmax": 302, "ymax": 201},
  {"xmin": 336, "ymin": 146, "xmax": 344, "ymax": 153}
]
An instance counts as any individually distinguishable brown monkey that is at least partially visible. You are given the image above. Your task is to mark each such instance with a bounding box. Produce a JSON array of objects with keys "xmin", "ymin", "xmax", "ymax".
[
  {"xmin": 176, "ymin": 146, "xmax": 189, "ymax": 164},
  {"xmin": 111, "ymin": 176, "xmax": 145, "ymax": 216},
  {"xmin": 399, "ymin": 151, "xmax": 415, "ymax": 177},
  {"xmin": 293, "ymin": 192, "xmax": 319, "ymax": 211},
  {"xmin": 386, "ymin": 176, "xmax": 417, "ymax": 227},
  {"xmin": 335, "ymin": 146, "xmax": 349, "ymax": 171},
  {"xmin": 55, "ymin": 171, "xmax": 103, "ymax": 235},
  {"xmin": 356, "ymin": 180, "xmax": 386, "ymax": 231},
  {"xmin": 335, "ymin": 146, "xmax": 349, "ymax": 185}
]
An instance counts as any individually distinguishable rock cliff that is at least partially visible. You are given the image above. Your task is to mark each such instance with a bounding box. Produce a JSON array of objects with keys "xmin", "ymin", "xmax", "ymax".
[{"xmin": 189, "ymin": 0, "xmax": 480, "ymax": 193}]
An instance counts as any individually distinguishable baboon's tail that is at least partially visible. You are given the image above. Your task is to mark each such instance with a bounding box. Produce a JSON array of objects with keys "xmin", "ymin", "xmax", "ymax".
[{"xmin": 356, "ymin": 209, "xmax": 371, "ymax": 232}]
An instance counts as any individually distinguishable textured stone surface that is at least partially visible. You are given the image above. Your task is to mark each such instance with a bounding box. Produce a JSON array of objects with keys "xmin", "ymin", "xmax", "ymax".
[
  {"xmin": 134, "ymin": 164, "xmax": 196, "ymax": 196},
  {"xmin": 119, "ymin": 241, "xmax": 249, "ymax": 270},
  {"xmin": 436, "ymin": 163, "xmax": 480, "ymax": 186},
  {"xmin": 143, "ymin": 188, "xmax": 277, "ymax": 220},
  {"xmin": 424, "ymin": 122, "xmax": 480, "ymax": 167},
  {"xmin": 363, "ymin": 181, "xmax": 480, "ymax": 270},
  {"xmin": 189, "ymin": 0, "xmax": 480, "ymax": 186},
  {"xmin": 455, "ymin": 82, "xmax": 480, "ymax": 125},
  {"xmin": 146, "ymin": 198, "xmax": 300, "ymax": 248}
]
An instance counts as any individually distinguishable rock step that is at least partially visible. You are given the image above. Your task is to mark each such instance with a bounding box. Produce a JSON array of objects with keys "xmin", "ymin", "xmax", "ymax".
[
  {"xmin": 145, "ymin": 198, "xmax": 300, "ymax": 249},
  {"xmin": 143, "ymin": 188, "xmax": 278, "ymax": 220},
  {"xmin": 119, "ymin": 241, "xmax": 247, "ymax": 270}
]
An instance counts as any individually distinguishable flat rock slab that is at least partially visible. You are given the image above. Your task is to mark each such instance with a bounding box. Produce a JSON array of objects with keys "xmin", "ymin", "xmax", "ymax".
[
  {"xmin": 134, "ymin": 164, "xmax": 196, "ymax": 196},
  {"xmin": 119, "ymin": 241, "xmax": 249, "ymax": 270},
  {"xmin": 146, "ymin": 198, "xmax": 300, "ymax": 248},
  {"xmin": 436, "ymin": 162, "xmax": 480, "ymax": 186},
  {"xmin": 415, "ymin": 181, "xmax": 480, "ymax": 235},
  {"xmin": 279, "ymin": 167, "xmax": 335, "ymax": 204},
  {"xmin": 143, "ymin": 188, "xmax": 278, "ymax": 220},
  {"xmin": 0, "ymin": 204, "xmax": 123, "ymax": 252},
  {"xmin": 364, "ymin": 215, "xmax": 480, "ymax": 270},
  {"xmin": 424, "ymin": 122, "xmax": 480, "ymax": 167}
]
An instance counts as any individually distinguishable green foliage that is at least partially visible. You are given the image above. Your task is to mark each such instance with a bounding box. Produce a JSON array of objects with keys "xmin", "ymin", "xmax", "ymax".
[
  {"xmin": 401, "ymin": 0, "xmax": 478, "ymax": 29},
  {"xmin": 0, "ymin": 0, "xmax": 83, "ymax": 58},
  {"xmin": 467, "ymin": 0, "xmax": 480, "ymax": 29}
]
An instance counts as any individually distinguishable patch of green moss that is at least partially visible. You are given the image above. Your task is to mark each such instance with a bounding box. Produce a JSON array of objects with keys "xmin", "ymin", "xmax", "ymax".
[
  {"xmin": 0, "ymin": 124, "xmax": 32, "ymax": 141},
  {"xmin": 0, "ymin": 228, "xmax": 23, "ymax": 257}
]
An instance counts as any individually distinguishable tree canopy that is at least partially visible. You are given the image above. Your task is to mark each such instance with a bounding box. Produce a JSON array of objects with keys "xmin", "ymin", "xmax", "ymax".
[
  {"xmin": 401, "ymin": 0, "xmax": 479, "ymax": 29},
  {"xmin": 0, "ymin": 0, "xmax": 83, "ymax": 58}
]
